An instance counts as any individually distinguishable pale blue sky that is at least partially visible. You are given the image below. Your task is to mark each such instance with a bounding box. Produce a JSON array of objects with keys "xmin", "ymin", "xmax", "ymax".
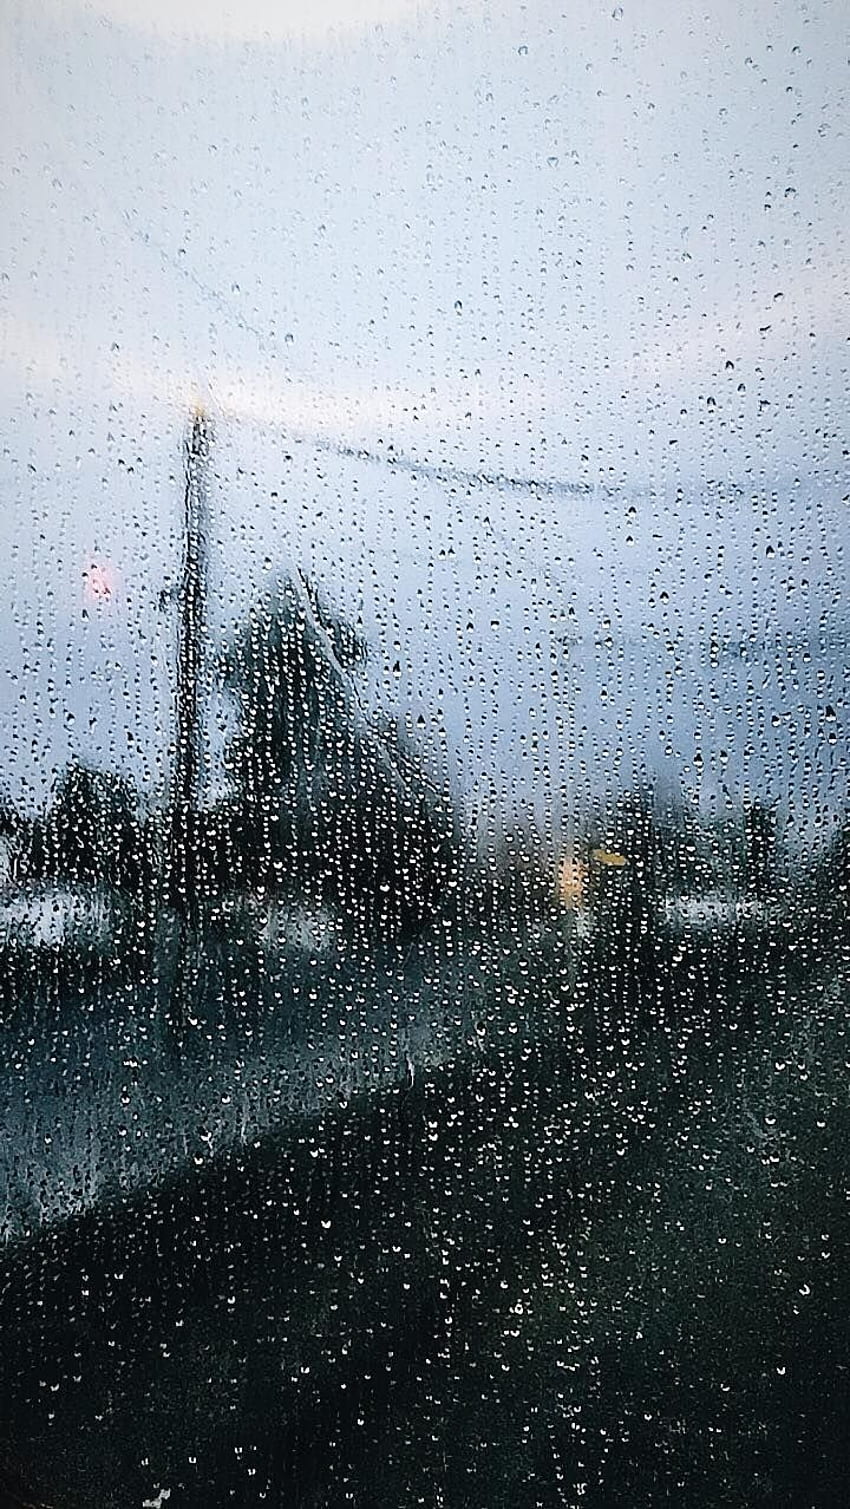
[{"xmin": 0, "ymin": 0, "xmax": 847, "ymax": 838}]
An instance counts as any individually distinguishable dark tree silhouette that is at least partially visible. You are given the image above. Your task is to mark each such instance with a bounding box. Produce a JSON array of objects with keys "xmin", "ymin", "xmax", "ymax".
[
  {"xmin": 221, "ymin": 575, "xmax": 366, "ymax": 892},
  {"xmin": 743, "ymin": 800, "xmax": 777, "ymax": 900},
  {"xmin": 221, "ymin": 576, "xmax": 462, "ymax": 941},
  {"xmin": 0, "ymin": 799, "xmax": 28, "ymax": 891},
  {"xmin": 31, "ymin": 762, "xmax": 149, "ymax": 898}
]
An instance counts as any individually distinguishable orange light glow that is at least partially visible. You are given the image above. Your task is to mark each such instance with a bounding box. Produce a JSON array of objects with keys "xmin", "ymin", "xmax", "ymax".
[
  {"xmin": 557, "ymin": 856, "xmax": 587, "ymax": 908},
  {"xmin": 590, "ymin": 847, "xmax": 628, "ymax": 868}
]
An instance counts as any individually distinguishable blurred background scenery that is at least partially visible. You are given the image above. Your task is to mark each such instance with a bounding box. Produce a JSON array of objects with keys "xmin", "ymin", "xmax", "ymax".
[{"xmin": 0, "ymin": 0, "xmax": 848, "ymax": 1504}]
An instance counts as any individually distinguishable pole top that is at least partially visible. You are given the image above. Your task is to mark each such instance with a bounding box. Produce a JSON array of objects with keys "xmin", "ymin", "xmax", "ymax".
[{"xmin": 186, "ymin": 402, "xmax": 213, "ymax": 457}]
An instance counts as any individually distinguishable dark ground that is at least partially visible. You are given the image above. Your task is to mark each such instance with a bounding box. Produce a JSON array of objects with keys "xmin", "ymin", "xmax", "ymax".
[{"xmin": 1, "ymin": 909, "xmax": 849, "ymax": 1508}]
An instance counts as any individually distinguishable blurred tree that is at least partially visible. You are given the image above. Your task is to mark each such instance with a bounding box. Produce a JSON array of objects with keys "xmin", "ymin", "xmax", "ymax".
[
  {"xmin": 811, "ymin": 813, "xmax": 850, "ymax": 943},
  {"xmin": 584, "ymin": 785, "xmax": 666, "ymax": 1031},
  {"xmin": 743, "ymin": 800, "xmax": 777, "ymax": 899},
  {"xmin": 221, "ymin": 575, "xmax": 366, "ymax": 893},
  {"xmin": 32, "ymin": 761, "xmax": 149, "ymax": 898},
  {"xmin": 327, "ymin": 719, "xmax": 463, "ymax": 940},
  {"xmin": 0, "ymin": 799, "xmax": 28, "ymax": 890},
  {"xmin": 221, "ymin": 576, "xmax": 462, "ymax": 941}
]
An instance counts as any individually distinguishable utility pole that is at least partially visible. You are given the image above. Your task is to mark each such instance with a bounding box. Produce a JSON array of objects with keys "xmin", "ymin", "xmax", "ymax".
[{"xmin": 166, "ymin": 406, "xmax": 210, "ymax": 1041}]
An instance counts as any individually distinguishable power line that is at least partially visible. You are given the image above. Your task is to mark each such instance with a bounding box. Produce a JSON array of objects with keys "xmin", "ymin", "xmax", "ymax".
[
  {"xmin": 10, "ymin": 33, "xmax": 615, "ymax": 509},
  {"xmin": 103, "ymin": 206, "xmax": 609, "ymax": 509},
  {"xmin": 8, "ymin": 36, "xmax": 612, "ymax": 620}
]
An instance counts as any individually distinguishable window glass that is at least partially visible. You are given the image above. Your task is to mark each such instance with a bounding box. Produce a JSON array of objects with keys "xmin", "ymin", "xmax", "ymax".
[{"xmin": 1, "ymin": 1, "xmax": 847, "ymax": 1504}]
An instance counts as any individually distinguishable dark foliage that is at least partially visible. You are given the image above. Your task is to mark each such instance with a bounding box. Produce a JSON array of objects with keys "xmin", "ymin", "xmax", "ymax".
[
  {"xmin": 26, "ymin": 762, "xmax": 150, "ymax": 899},
  {"xmin": 220, "ymin": 575, "xmax": 464, "ymax": 942}
]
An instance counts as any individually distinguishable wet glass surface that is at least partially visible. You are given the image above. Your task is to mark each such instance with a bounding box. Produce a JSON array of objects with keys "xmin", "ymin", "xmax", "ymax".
[{"xmin": 0, "ymin": 2, "xmax": 848, "ymax": 1505}]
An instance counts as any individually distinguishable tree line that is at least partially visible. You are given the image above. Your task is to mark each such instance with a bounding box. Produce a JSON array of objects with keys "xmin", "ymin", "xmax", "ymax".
[{"xmin": 0, "ymin": 578, "xmax": 470, "ymax": 961}]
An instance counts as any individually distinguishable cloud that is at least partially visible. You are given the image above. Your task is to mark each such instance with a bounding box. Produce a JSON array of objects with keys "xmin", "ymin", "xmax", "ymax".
[
  {"xmin": 631, "ymin": 275, "xmax": 848, "ymax": 387},
  {"xmin": 0, "ymin": 307, "xmax": 547, "ymax": 463},
  {"xmin": 65, "ymin": 0, "xmax": 431, "ymax": 43}
]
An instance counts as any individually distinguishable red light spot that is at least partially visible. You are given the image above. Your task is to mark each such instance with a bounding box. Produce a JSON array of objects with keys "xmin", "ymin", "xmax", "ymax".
[{"xmin": 83, "ymin": 561, "xmax": 117, "ymax": 604}]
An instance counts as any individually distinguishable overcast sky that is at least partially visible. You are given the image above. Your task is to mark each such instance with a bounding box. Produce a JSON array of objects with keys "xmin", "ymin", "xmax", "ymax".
[{"xmin": 0, "ymin": 0, "xmax": 847, "ymax": 838}]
